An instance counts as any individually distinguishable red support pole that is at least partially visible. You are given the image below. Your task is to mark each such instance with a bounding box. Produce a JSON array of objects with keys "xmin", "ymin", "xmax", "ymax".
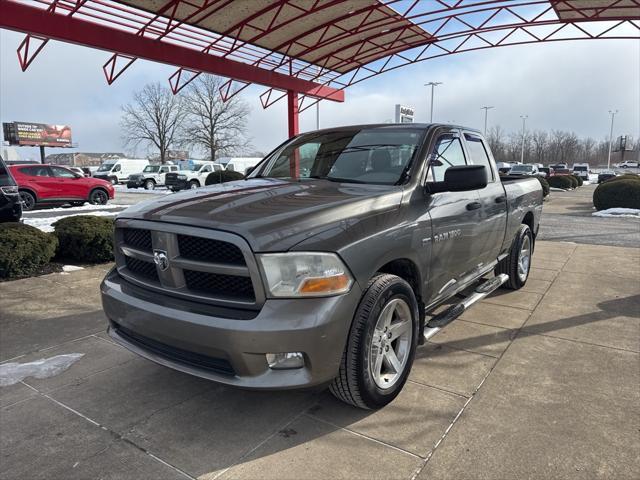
[{"xmin": 287, "ymin": 90, "xmax": 300, "ymax": 178}]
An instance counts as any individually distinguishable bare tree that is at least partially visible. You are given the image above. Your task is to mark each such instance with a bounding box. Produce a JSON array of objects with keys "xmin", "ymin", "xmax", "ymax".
[
  {"xmin": 121, "ymin": 82, "xmax": 187, "ymax": 164},
  {"xmin": 181, "ymin": 75, "xmax": 251, "ymax": 160},
  {"xmin": 531, "ymin": 130, "xmax": 549, "ymax": 164}
]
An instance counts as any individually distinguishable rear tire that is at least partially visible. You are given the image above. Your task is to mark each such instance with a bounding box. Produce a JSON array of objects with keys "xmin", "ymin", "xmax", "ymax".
[
  {"xmin": 495, "ymin": 224, "xmax": 533, "ymax": 290},
  {"xmin": 19, "ymin": 191, "xmax": 36, "ymax": 211},
  {"xmin": 329, "ymin": 274, "xmax": 419, "ymax": 409}
]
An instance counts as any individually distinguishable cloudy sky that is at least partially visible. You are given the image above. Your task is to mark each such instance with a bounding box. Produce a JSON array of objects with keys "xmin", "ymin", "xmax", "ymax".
[{"xmin": 1, "ymin": 27, "xmax": 638, "ymax": 160}]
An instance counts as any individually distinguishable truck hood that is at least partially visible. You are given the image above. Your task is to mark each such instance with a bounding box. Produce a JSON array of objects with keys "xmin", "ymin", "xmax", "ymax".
[{"xmin": 118, "ymin": 178, "xmax": 403, "ymax": 251}]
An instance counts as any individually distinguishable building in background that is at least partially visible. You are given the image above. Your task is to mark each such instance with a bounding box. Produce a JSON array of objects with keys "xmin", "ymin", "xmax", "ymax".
[{"xmin": 45, "ymin": 152, "xmax": 125, "ymax": 166}]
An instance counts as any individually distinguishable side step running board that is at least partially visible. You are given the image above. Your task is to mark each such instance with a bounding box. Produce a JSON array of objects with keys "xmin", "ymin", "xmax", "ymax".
[{"xmin": 423, "ymin": 274, "xmax": 509, "ymax": 342}]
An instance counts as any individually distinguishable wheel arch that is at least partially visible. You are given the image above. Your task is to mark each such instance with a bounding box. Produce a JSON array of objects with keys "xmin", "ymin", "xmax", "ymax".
[{"xmin": 18, "ymin": 187, "xmax": 37, "ymax": 201}]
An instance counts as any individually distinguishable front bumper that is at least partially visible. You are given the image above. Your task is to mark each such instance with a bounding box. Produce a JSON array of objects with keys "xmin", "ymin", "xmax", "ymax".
[
  {"xmin": 127, "ymin": 178, "xmax": 144, "ymax": 188},
  {"xmin": 165, "ymin": 178, "xmax": 189, "ymax": 190},
  {"xmin": 0, "ymin": 194, "xmax": 22, "ymax": 220},
  {"xmin": 101, "ymin": 268, "xmax": 362, "ymax": 389}
]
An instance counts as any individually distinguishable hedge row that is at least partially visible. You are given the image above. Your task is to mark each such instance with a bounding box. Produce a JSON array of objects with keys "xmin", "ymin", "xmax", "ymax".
[
  {"xmin": 593, "ymin": 175, "xmax": 640, "ymax": 210},
  {"xmin": 0, "ymin": 216, "xmax": 114, "ymax": 279},
  {"xmin": 535, "ymin": 175, "xmax": 550, "ymax": 197}
]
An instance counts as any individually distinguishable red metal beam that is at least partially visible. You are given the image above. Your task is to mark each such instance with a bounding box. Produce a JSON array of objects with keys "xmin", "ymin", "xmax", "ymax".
[{"xmin": 0, "ymin": 0, "xmax": 344, "ymax": 102}]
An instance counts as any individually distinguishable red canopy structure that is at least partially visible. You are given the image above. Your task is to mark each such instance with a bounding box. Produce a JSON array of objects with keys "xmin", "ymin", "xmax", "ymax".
[{"xmin": 1, "ymin": 0, "xmax": 639, "ymax": 137}]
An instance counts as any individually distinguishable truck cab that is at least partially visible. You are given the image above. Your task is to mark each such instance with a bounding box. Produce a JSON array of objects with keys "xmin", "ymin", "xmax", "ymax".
[
  {"xmin": 127, "ymin": 164, "xmax": 179, "ymax": 190},
  {"xmin": 165, "ymin": 161, "xmax": 222, "ymax": 191}
]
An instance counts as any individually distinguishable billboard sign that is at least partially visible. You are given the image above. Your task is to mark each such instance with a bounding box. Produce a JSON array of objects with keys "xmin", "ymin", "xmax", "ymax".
[
  {"xmin": 394, "ymin": 105, "xmax": 414, "ymax": 123},
  {"xmin": 2, "ymin": 122, "xmax": 72, "ymax": 147},
  {"xmin": 616, "ymin": 135, "xmax": 634, "ymax": 152}
]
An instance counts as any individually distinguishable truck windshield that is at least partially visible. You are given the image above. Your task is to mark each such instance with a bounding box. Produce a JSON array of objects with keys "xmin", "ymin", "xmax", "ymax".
[
  {"xmin": 254, "ymin": 128, "xmax": 424, "ymax": 185},
  {"xmin": 97, "ymin": 162, "xmax": 115, "ymax": 172},
  {"xmin": 143, "ymin": 165, "xmax": 161, "ymax": 173}
]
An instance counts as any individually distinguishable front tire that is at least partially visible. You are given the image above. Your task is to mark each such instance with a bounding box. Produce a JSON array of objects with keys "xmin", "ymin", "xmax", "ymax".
[
  {"xmin": 495, "ymin": 224, "xmax": 533, "ymax": 290},
  {"xmin": 110, "ymin": 176, "xmax": 118, "ymax": 185},
  {"xmin": 329, "ymin": 274, "xmax": 419, "ymax": 409},
  {"xmin": 189, "ymin": 180, "xmax": 200, "ymax": 189},
  {"xmin": 89, "ymin": 189, "xmax": 108, "ymax": 205},
  {"xmin": 144, "ymin": 179, "xmax": 155, "ymax": 190}
]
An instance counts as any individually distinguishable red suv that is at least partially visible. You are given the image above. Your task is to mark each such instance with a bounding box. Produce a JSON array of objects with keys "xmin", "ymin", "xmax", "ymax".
[{"xmin": 9, "ymin": 164, "xmax": 115, "ymax": 210}]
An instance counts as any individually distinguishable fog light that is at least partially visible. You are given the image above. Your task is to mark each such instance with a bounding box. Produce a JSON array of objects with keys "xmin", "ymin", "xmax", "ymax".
[{"xmin": 266, "ymin": 352, "xmax": 304, "ymax": 370}]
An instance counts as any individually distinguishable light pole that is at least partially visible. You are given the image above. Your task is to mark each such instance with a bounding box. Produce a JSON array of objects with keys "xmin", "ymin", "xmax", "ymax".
[
  {"xmin": 520, "ymin": 115, "xmax": 528, "ymax": 164},
  {"xmin": 481, "ymin": 106, "xmax": 494, "ymax": 136},
  {"xmin": 607, "ymin": 110, "xmax": 618, "ymax": 169},
  {"xmin": 425, "ymin": 82, "xmax": 443, "ymax": 122}
]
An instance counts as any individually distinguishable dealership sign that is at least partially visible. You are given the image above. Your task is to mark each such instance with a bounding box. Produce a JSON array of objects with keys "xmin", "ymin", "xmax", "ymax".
[
  {"xmin": 394, "ymin": 105, "xmax": 414, "ymax": 123},
  {"xmin": 2, "ymin": 122, "xmax": 72, "ymax": 147}
]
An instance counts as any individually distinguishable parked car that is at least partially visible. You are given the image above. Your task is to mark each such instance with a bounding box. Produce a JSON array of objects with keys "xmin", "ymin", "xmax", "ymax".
[
  {"xmin": 617, "ymin": 161, "xmax": 639, "ymax": 169},
  {"xmin": 496, "ymin": 162, "xmax": 512, "ymax": 174},
  {"xmin": 9, "ymin": 164, "xmax": 114, "ymax": 210},
  {"xmin": 597, "ymin": 170, "xmax": 617, "ymax": 183},
  {"xmin": 549, "ymin": 163, "xmax": 568, "ymax": 171},
  {"xmin": 572, "ymin": 163, "xmax": 589, "ymax": 181},
  {"xmin": 538, "ymin": 167, "xmax": 553, "ymax": 177},
  {"xmin": 553, "ymin": 168, "xmax": 572, "ymax": 176},
  {"xmin": 165, "ymin": 161, "xmax": 222, "ymax": 191},
  {"xmin": 508, "ymin": 164, "xmax": 539, "ymax": 176},
  {"xmin": 102, "ymin": 123, "xmax": 543, "ymax": 410},
  {"xmin": 127, "ymin": 164, "xmax": 179, "ymax": 190},
  {"xmin": 0, "ymin": 156, "xmax": 22, "ymax": 222},
  {"xmin": 218, "ymin": 157, "xmax": 263, "ymax": 175},
  {"xmin": 93, "ymin": 158, "xmax": 149, "ymax": 184}
]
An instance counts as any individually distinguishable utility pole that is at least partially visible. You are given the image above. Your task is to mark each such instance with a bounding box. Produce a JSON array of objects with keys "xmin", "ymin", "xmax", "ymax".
[
  {"xmin": 607, "ymin": 110, "xmax": 618, "ymax": 169},
  {"xmin": 424, "ymin": 82, "xmax": 443, "ymax": 122},
  {"xmin": 520, "ymin": 115, "xmax": 528, "ymax": 164},
  {"xmin": 481, "ymin": 106, "xmax": 494, "ymax": 136}
]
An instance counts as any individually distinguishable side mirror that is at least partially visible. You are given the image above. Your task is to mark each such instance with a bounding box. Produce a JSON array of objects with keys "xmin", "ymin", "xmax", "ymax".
[{"xmin": 428, "ymin": 165, "xmax": 487, "ymax": 193}]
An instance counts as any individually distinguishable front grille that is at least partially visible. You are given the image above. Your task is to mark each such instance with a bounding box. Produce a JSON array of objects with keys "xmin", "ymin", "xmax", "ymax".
[
  {"xmin": 184, "ymin": 270, "xmax": 255, "ymax": 301},
  {"xmin": 116, "ymin": 222, "xmax": 261, "ymax": 307},
  {"xmin": 123, "ymin": 228, "xmax": 152, "ymax": 251},
  {"xmin": 114, "ymin": 325, "xmax": 235, "ymax": 376},
  {"xmin": 165, "ymin": 173, "xmax": 180, "ymax": 185},
  {"xmin": 125, "ymin": 256, "xmax": 158, "ymax": 281},
  {"xmin": 178, "ymin": 235, "xmax": 245, "ymax": 265}
]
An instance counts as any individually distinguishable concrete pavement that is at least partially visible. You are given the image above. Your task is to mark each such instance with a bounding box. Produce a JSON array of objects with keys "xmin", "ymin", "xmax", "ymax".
[{"xmin": 1, "ymin": 240, "xmax": 638, "ymax": 480}]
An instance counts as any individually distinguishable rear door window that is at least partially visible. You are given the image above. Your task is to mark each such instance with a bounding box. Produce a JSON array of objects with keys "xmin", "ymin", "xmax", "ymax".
[
  {"xmin": 464, "ymin": 133, "xmax": 495, "ymax": 182},
  {"xmin": 19, "ymin": 166, "xmax": 51, "ymax": 177}
]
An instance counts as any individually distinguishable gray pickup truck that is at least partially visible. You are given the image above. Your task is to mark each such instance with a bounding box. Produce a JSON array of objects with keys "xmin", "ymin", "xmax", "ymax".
[{"xmin": 101, "ymin": 123, "xmax": 542, "ymax": 409}]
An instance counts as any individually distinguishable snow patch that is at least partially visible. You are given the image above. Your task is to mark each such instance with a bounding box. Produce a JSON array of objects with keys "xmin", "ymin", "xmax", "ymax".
[
  {"xmin": 62, "ymin": 265, "xmax": 84, "ymax": 272},
  {"xmin": 22, "ymin": 204, "xmax": 129, "ymax": 215},
  {"xmin": 22, "ymin": 211, "xmax": 117, "ymax": 232},
  {"xmin": 0, "ymin": 354, "xmax": 84, "ymax": 387},
  {"xmin": 114, "ymin": 185, "xmax": 171, "ymax": 195},
  {"xmin": 592, "ymin": 208, "xmax": 640, "ymax": 219},
  {"xmin": 550, "ymin": 187, "xmax": 569, "ymax": 192}
]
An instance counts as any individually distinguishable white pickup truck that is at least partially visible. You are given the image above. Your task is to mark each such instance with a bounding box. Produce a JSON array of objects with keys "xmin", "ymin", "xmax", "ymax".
[
  {"xmin": 126, "ymin": 164, "xmax": 179, "ymax": 190},
  {"xmin": 164, "ymin": 161, "xmax": 223, "ymax": 191}
]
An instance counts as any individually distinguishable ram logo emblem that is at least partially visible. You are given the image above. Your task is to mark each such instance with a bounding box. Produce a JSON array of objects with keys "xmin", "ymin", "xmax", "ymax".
[{"xmin": 153, "ymin": 250, "xmax": 170, "ymax": 271}]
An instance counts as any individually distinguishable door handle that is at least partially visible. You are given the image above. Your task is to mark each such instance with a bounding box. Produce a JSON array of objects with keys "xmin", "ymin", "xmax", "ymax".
[
  {"xmin": 495, "ymin": 195, "xmax": 507, "ymax": 203},
  {"xmin": 466, "ymin": 201, "xmax": 482, "ymax": 211}
]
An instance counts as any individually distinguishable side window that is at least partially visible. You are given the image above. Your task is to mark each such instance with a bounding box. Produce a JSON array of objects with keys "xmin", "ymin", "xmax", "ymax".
[
  {"xmin": 269, "ymin": 142, "xmax": 320, "ymax": 178},
  {"xmin": 201, "ymin": 165, "xmax": 212, "ymax": 173},
  {"xmin": 50, "ymin": 166, "xmax": 77, "ymax": 178},
  {"xmin": 112, "ymin": 164, "xmax": 121, "ymax": 172},
  {"xmin": 160, "ymin": 167, "xmax": 168, "ymax": 173},
  {"xmin": 427, "ymin": 136, "xmax": 467, "ymax": 182},
  {"xmin": 464, "ymin": 134, "xmax": 494, "ymax": 182},
  {"xmin": 171, "ymin": 166, "xmax": 177, "ymax": 172},
  {"xmin": 20, "ymin": 166, "xmax": 50, "ymax": 177}
]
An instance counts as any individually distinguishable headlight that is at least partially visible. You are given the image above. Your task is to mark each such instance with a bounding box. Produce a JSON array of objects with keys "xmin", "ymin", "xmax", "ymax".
[
  {"xmin": 177, "ymin": 174, "xmax": 187, "ymax": 180},
  {"xmin": 257, "ymin": 252, "xmax": 353, "ymax": 297}
]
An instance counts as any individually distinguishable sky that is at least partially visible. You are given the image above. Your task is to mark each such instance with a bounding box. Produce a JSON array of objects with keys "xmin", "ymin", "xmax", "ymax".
[{"xmin": 1, "ymin": 27, "xmax": 638, "ymax": 160}]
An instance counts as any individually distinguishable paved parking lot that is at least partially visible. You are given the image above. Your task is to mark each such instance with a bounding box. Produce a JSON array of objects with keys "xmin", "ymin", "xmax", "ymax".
[{"xmin": 1, "ymin": 190, "xmax": 639, "ymax": 480}]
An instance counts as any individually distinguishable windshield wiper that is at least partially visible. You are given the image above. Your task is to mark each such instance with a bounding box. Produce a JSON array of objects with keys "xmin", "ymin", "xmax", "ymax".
[{"xmin": 309, "ymin": 175, "xmax": 368, "ymax": 184}]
